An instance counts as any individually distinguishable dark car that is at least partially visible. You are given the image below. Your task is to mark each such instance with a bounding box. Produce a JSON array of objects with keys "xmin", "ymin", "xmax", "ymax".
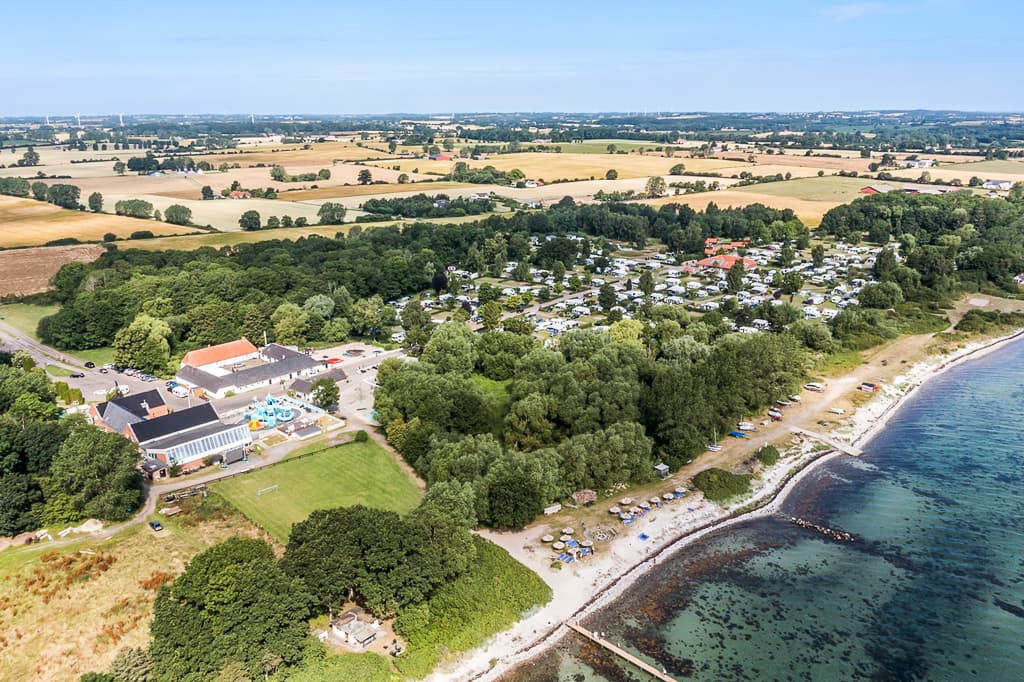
[
  {"xmin": 148, "ymin": 521, "xmax": 164, "ymax": 532},
  {"xmin": 98, "ymin": 367, "xmax": 109, "ymax": 374},
  {"xmin": 84, "ymin": 361, "xmax": 96, "ymax": 368},
  {"xmin": 70, "ymin": 372, "xmax": 85, "ymax": 378}
]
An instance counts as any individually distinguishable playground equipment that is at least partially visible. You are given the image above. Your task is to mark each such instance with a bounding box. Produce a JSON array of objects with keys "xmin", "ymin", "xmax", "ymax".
[{"xmin": 245, "ymin": 395, "xmax": 299, "ymax": 430}]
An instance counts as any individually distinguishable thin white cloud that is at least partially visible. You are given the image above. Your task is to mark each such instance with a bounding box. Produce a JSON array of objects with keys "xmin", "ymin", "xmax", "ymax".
[{"xmin": 821, "ymin": 2, "xmax": 886, "ymax": 22}]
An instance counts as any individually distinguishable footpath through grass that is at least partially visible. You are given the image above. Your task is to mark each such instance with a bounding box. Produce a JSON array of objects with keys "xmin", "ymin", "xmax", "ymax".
[{"xmin": 211, "ymin": 439, "xmax": 422, "ymax": 542}]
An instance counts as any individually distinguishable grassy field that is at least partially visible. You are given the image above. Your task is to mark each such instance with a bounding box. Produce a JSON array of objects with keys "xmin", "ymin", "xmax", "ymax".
[
  {"xmin": 731, "ymin": 175, "xmax": 872, "ymax": 201},
  {"xmin": 0, "ymin": 195, "xmax": 193, "ymax": 248},
  {"xmin": 0, "ymin": 303, "xmax": 59, "ymax": 340},
  {"xmin": 122, "ymin": 213, "xmax": 510, "ymax": 251},
  {"xmin": 278, "ymin": 180, "xmax": 470, "ymax": 202},
  {"xmin": 104, "ymin": 194, "xmax": 327, "ymax": 232},
  {"xmin": 0, "ymin": 494, "xmax": 273, "ymax": 681},
  {"xmin": 903, "ymin": 159, "xmax": 1024, "ymax": 186},
  {"xmin": 211, "ymin": 440, "xmax": 423, "ymax": 542}
]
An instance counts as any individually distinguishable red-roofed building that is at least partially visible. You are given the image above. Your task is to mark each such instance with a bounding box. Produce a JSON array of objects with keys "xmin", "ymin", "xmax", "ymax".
[
  {"xmin": 704, "ymin": 237, "xmax": 750, "ymax": 255},
  {"xmin": 181, "ymin": 339, "xmax": 259, "ymax": 371},
  {"xmin": 696, "ymin": 255, "xmax": 757, "ymax": 271}
]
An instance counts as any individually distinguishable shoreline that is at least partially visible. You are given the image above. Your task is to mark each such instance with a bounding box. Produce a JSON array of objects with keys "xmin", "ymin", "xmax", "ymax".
[{"xmin": 431, "ymin": 326, "xmax": 1024, "ymax": 682}]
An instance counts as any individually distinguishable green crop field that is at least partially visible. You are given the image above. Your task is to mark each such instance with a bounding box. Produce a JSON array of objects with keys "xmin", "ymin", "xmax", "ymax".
[
  {"xmin": 731, "ymin": 175, "xmax": 871, "ymax": 201},
  {"xmin": 212, "ymin": 439, "xmax": 422, "ymax": 542}
]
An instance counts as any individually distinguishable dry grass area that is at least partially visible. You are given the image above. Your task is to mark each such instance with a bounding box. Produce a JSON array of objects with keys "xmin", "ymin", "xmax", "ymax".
[
  {"xmin": 0, "ymin": 196, "xmax": 193, "ymax": 248},
  {"xmin": 0, "ymin": 496, "xmax": 274, "ymax": 682},
  {"xmin": 0, "ymin": 244, "xmax": 104, "ymax": 296},
  {"xmin": 278, "ymin": 180, "xmax": 471, "ymax": 202},
  {"xmin": 198, "ymin": 140, "xmax": 392, "ymax": 166}
]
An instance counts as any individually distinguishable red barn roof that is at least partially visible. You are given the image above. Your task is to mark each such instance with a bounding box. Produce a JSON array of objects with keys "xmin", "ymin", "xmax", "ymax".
[{"xmin": 181, "ymin": 339, "xmax": 258, "ymax": 368}]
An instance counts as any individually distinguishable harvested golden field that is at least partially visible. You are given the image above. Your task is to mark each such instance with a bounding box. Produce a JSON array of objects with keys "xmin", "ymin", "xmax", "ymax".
[
  {"xmin": 0, "ymin": 244, "xmax": 104, "ymax": 297},
  {"xmin": 716, "ymin": 152, "xmax": 873, "ymax": 173},
  {"xmin": 0, "ymin": 196, "xmax": 193, "ymax": 248},
  {"xmin": 104, "ymin": 193, "xmax": 328, "ymax": 231},
  {"xmin": 278, "ymin": 180, "xmax": 471, "ymax": 202},
  {"xmin": 0, "ymin": 496, "xmax": 274, "ymax": 682}
]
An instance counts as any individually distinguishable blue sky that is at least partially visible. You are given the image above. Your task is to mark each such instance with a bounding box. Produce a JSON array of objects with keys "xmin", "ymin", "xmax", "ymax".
[{"xmin": 4, "ymin": 0, "xmax": 1020, "ymax": 115}]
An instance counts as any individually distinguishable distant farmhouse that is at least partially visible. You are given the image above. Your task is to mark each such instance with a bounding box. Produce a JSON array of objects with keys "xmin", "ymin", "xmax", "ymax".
[
  {"xmin": 982, "ymin": 180, "xmax": 1013, "ymax": 191},
  {"xmin": 901, "ymin": 159, "xmax": 935, "ymax": 169},
  {"xmin": 175, "ymin": 339, "xmax": 323, "ymax": 399}
]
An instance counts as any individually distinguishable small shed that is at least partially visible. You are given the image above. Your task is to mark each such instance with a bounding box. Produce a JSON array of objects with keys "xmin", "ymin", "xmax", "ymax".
[{"xmin": 654, "ymin": 463, "xmax": 671, "ymax": 479}]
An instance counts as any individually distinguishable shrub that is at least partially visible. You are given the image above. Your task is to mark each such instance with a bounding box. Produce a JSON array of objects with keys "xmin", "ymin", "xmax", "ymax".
[
  {"xmin": 353, "ymin": 430, "xmax": 369, "ymax": 443},
  {"xmin": 692, "ymin": 468, "xmax": 752, "ymax": 502},
  {"xmin": 756, "ymin": 445, "xmax": 780, "ymax": 466}
]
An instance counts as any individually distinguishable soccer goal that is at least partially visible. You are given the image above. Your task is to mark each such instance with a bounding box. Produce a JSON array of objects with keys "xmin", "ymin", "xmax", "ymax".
[{"xmin": 256, "ymin": 485, "xmax": 279, "ymax": 497}]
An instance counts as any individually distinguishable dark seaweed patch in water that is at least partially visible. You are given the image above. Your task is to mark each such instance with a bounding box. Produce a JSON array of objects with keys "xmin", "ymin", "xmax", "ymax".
[{"xmin": 992, "ymin": 597, "xmax": 1024, "ymax": 619}]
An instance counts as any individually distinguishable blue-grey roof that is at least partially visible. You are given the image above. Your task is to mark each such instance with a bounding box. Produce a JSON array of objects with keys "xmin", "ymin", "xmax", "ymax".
[{"xmin": 97, "ymin": 389, "xmax": 166, "ymax": 433}]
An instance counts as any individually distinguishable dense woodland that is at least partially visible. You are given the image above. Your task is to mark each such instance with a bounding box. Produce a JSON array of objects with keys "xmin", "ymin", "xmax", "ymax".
[{"xmin": 0, "ymin": 353, "xmax": 144, "ymax": 536}]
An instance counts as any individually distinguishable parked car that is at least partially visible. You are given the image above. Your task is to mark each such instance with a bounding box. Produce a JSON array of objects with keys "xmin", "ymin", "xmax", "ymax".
[
  {"xmin": 84, "ymin": 361, "xmax": 96, "ymax": 368},
  {"xmin": 98, "ymin": 368, "xmax": 108, "ymax": 374},
  {"xmin": 148, "ymin": 521, "xmax": 164, "ymax": 532},
  {"xmin": 70, "ymin": 372, "xmax": 85, "ymax": 378},
  {"xmin": 165, "ymin": 380, "xmax": 178, "ymax": 389}
]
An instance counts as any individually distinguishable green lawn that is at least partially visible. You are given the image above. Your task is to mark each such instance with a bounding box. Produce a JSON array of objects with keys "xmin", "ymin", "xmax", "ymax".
[
  {"xmin": 73, "ymin": 347, "xmax": 116, "ymax": 367},
  {"xmin": 0, "ymin": 303, "xmax": 58, "ymax": 341},
  {"xmin": 211, "ymin": 440, "xmax": 422, "ymax": 542},
  {"xmin": 45, "ymin": 363, "xmax": 74, "ymax": 377}
]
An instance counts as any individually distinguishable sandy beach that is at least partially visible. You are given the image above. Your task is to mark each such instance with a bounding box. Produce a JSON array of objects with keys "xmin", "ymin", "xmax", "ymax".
[{"xmin": 427, "ymin": 324, "xmax": 1024, "ymax": 682}]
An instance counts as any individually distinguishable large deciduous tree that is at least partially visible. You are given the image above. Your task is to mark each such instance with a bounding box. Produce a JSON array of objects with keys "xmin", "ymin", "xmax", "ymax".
[{"xmin": 47, "ymin": 425, "xmax": 144, "ymax": 522}]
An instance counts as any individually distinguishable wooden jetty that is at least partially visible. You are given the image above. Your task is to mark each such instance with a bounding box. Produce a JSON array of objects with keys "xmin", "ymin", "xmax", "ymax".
[
  {"xmin": 790, "ymin": 427, "xmax": 862, "ymax": 457},
  {"xmin": 565, "ymin": 621, "xmax": 677, "ymax": 682}
]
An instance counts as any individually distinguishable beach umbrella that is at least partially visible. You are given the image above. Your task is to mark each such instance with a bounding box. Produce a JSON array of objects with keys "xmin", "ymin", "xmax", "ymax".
[
  {"xmin": 619, "ymin": 497, "xmax": 633, "ymax": 505},
  {"xmin": 663, "ymin": 493, "xmax": 674, "ymax": 500},
  {"xmin": 649, "ymin": 497, "xmax": 661, "ymax": 504},
  {"xmin": 541, "ymin": 534, "xmax": 554, "ymax": 543},
  {"xmin": 609, "ymin": 506, "xmax": 621, "ymax": 514},
  {"xmin": 562, "ymin": 527, "xmax": 574, "ymax": 535},
  {"xmin": 552, "ymin": 542, "xmax": 565, "ymax": 550},
  {"xmin": 560, "ymin": 534, "xmax": 572, "ymax": 542},
  {"xmin": 581, "ymin": 540, "xmax": 594, "ymax": 547},
  {"xmin": 675, "ymin": 487, "xmax": 686, "ymax": 494}
]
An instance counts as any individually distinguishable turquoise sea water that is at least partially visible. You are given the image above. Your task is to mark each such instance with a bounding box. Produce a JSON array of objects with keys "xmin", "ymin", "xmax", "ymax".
[{"xmin": 505, "ymin": 341, "xmax": 1024, "ymax": 681}]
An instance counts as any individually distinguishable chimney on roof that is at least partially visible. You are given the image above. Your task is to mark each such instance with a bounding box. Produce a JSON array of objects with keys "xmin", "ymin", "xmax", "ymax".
[{"xmin": 140, "ymin": 400, "xmax": 149, "ymax": 412}]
